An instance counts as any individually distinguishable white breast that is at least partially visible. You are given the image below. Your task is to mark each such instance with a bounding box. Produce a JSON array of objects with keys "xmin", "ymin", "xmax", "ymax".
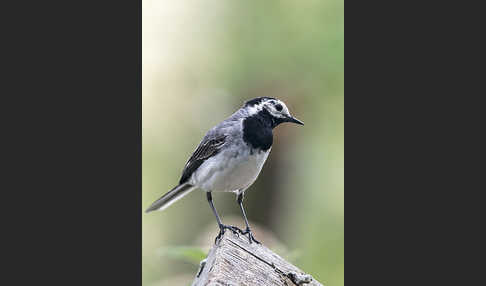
[{"xmin": 190, "ymin": 147, "xmax": 271, "ymax": 193}]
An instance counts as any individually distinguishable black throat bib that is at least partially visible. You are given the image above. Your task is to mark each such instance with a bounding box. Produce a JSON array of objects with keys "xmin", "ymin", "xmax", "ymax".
[{"xmin": 242, "ymin": 108, "xmax": 284, "ymax": 151}]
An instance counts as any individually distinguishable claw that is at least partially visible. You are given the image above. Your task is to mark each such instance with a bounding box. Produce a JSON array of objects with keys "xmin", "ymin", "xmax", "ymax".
[
  {"xmin": 215, "ymin": 227, "xmax": 225, "ymax": 243},
  {"xmin": 224, "ymin": 225, "xmax": 242, "ymax": 236},
  {"xmin": 215, "ymin": 224, "xmax": 243, "ymax": 243},
  {"xmin": 222, "ymin": 224, "xmax": 242, "ymax": 235},
  {"xmin": 240, "ymin": 228, "xmax": 261, "ymax": 244}
]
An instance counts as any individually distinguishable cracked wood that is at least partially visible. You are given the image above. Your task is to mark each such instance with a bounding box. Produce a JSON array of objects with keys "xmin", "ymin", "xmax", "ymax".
[{"xmin": 192, "ymin": 232, "xmax": 323, "ymax": 286}]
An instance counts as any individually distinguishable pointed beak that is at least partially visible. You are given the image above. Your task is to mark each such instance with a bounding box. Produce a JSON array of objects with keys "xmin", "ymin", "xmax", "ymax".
[{"xmin": 286, "ymin": 115, "xmax": 304, "ymax": 125}]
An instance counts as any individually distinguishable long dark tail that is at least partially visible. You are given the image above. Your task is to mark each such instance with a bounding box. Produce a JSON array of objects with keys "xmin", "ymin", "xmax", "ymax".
[{"xmin": 145, "ymin": 183, "xmax": 195, "ymax": 213}]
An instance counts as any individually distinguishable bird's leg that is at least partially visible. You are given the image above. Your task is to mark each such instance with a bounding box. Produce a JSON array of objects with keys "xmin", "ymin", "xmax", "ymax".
[
  {"xmin": 206, "ymin": 192, "xmax": 239, "ymax": 243},
  {"xmin": 237, "ymin": 193, "xmax": 261, "ymax": 244}
]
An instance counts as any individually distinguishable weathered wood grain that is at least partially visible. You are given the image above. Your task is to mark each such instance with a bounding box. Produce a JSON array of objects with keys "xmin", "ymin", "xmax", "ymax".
[{"xmin": 192, "ymin": 232, "xmax": 323, "ymax": 286}]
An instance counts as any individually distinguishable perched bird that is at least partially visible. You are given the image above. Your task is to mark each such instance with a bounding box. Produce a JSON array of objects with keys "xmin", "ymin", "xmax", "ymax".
[{"xmin": 145, "ymin": 97, "xmax": 303, "ymax": 243}]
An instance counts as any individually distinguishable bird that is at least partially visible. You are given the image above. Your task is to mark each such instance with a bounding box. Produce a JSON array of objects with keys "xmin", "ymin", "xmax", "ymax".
[{"xmin": 145, "ymin": 97, "xmax": 304, "ymax": 244}]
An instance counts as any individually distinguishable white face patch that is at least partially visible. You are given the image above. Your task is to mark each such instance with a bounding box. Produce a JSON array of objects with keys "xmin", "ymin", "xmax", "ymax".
[
  {"xmin": 245, "ymin": 98, "xmax": 292, "ymax": 119},
  {"xmin": 264, "ymin": 99, "xmax": 291, "ymax": 118},
  {"xmin": 246, "ymin": 102, "xmax": 264, "ymax": 116}
]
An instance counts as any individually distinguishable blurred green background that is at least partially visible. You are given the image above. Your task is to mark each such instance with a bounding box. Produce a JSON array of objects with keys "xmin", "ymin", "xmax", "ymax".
[{"xmin": 142, "ymin": 0, "xmax": 343, "ymax": 285}]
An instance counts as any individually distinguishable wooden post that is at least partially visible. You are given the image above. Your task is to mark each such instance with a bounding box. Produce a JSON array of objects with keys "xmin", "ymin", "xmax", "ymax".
[{"xmin": 192, "ymin": 232, "xmax": 323, "ymax": 286}]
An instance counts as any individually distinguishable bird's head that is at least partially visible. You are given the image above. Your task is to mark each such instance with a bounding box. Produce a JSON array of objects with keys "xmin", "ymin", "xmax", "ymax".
[{"xmin": 243, "ymin": 97, "xmax": 304, "ymax": 128}]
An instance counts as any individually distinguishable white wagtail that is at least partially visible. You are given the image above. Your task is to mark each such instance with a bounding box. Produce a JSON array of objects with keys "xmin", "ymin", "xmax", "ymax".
[{"xmin": 146, "ymin": 97, "xmax": 303, "ymax": 243}]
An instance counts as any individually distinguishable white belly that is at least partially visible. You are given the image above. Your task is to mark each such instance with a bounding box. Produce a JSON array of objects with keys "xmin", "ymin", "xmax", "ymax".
[{"xmin": 190, "ymin": 148, "xmax": 271, "ymax": 192}]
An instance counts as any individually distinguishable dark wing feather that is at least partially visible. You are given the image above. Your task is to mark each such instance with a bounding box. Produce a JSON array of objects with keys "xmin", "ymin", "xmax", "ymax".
[{"xmin": 179, "ymin": 135, "xmax": 227, "ymax": 184}]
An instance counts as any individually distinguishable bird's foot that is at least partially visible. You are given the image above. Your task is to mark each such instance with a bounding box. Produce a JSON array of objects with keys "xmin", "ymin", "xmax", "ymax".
[
  {"xmin": 240, "ymin": 227, "xmax": 261, "ymax": 244},
  {"xmin": 222, "ymin": 224, "xmax": 243, "ymax": 235},
  {"xmin": 215, "ymin": 224, "xmax": 242, "ymax": 243}
]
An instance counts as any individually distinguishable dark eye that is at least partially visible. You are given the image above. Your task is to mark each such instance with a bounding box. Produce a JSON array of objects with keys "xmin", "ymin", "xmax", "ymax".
[{"xmin": 275, "ymin": 104, "xmax": 283, "ymax": 111}]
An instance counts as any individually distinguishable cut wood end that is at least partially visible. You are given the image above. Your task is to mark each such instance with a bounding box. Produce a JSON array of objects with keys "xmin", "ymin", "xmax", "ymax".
[{"xmin": 192, "ymin": 231, "xmax": 324, "ymax": 286}]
